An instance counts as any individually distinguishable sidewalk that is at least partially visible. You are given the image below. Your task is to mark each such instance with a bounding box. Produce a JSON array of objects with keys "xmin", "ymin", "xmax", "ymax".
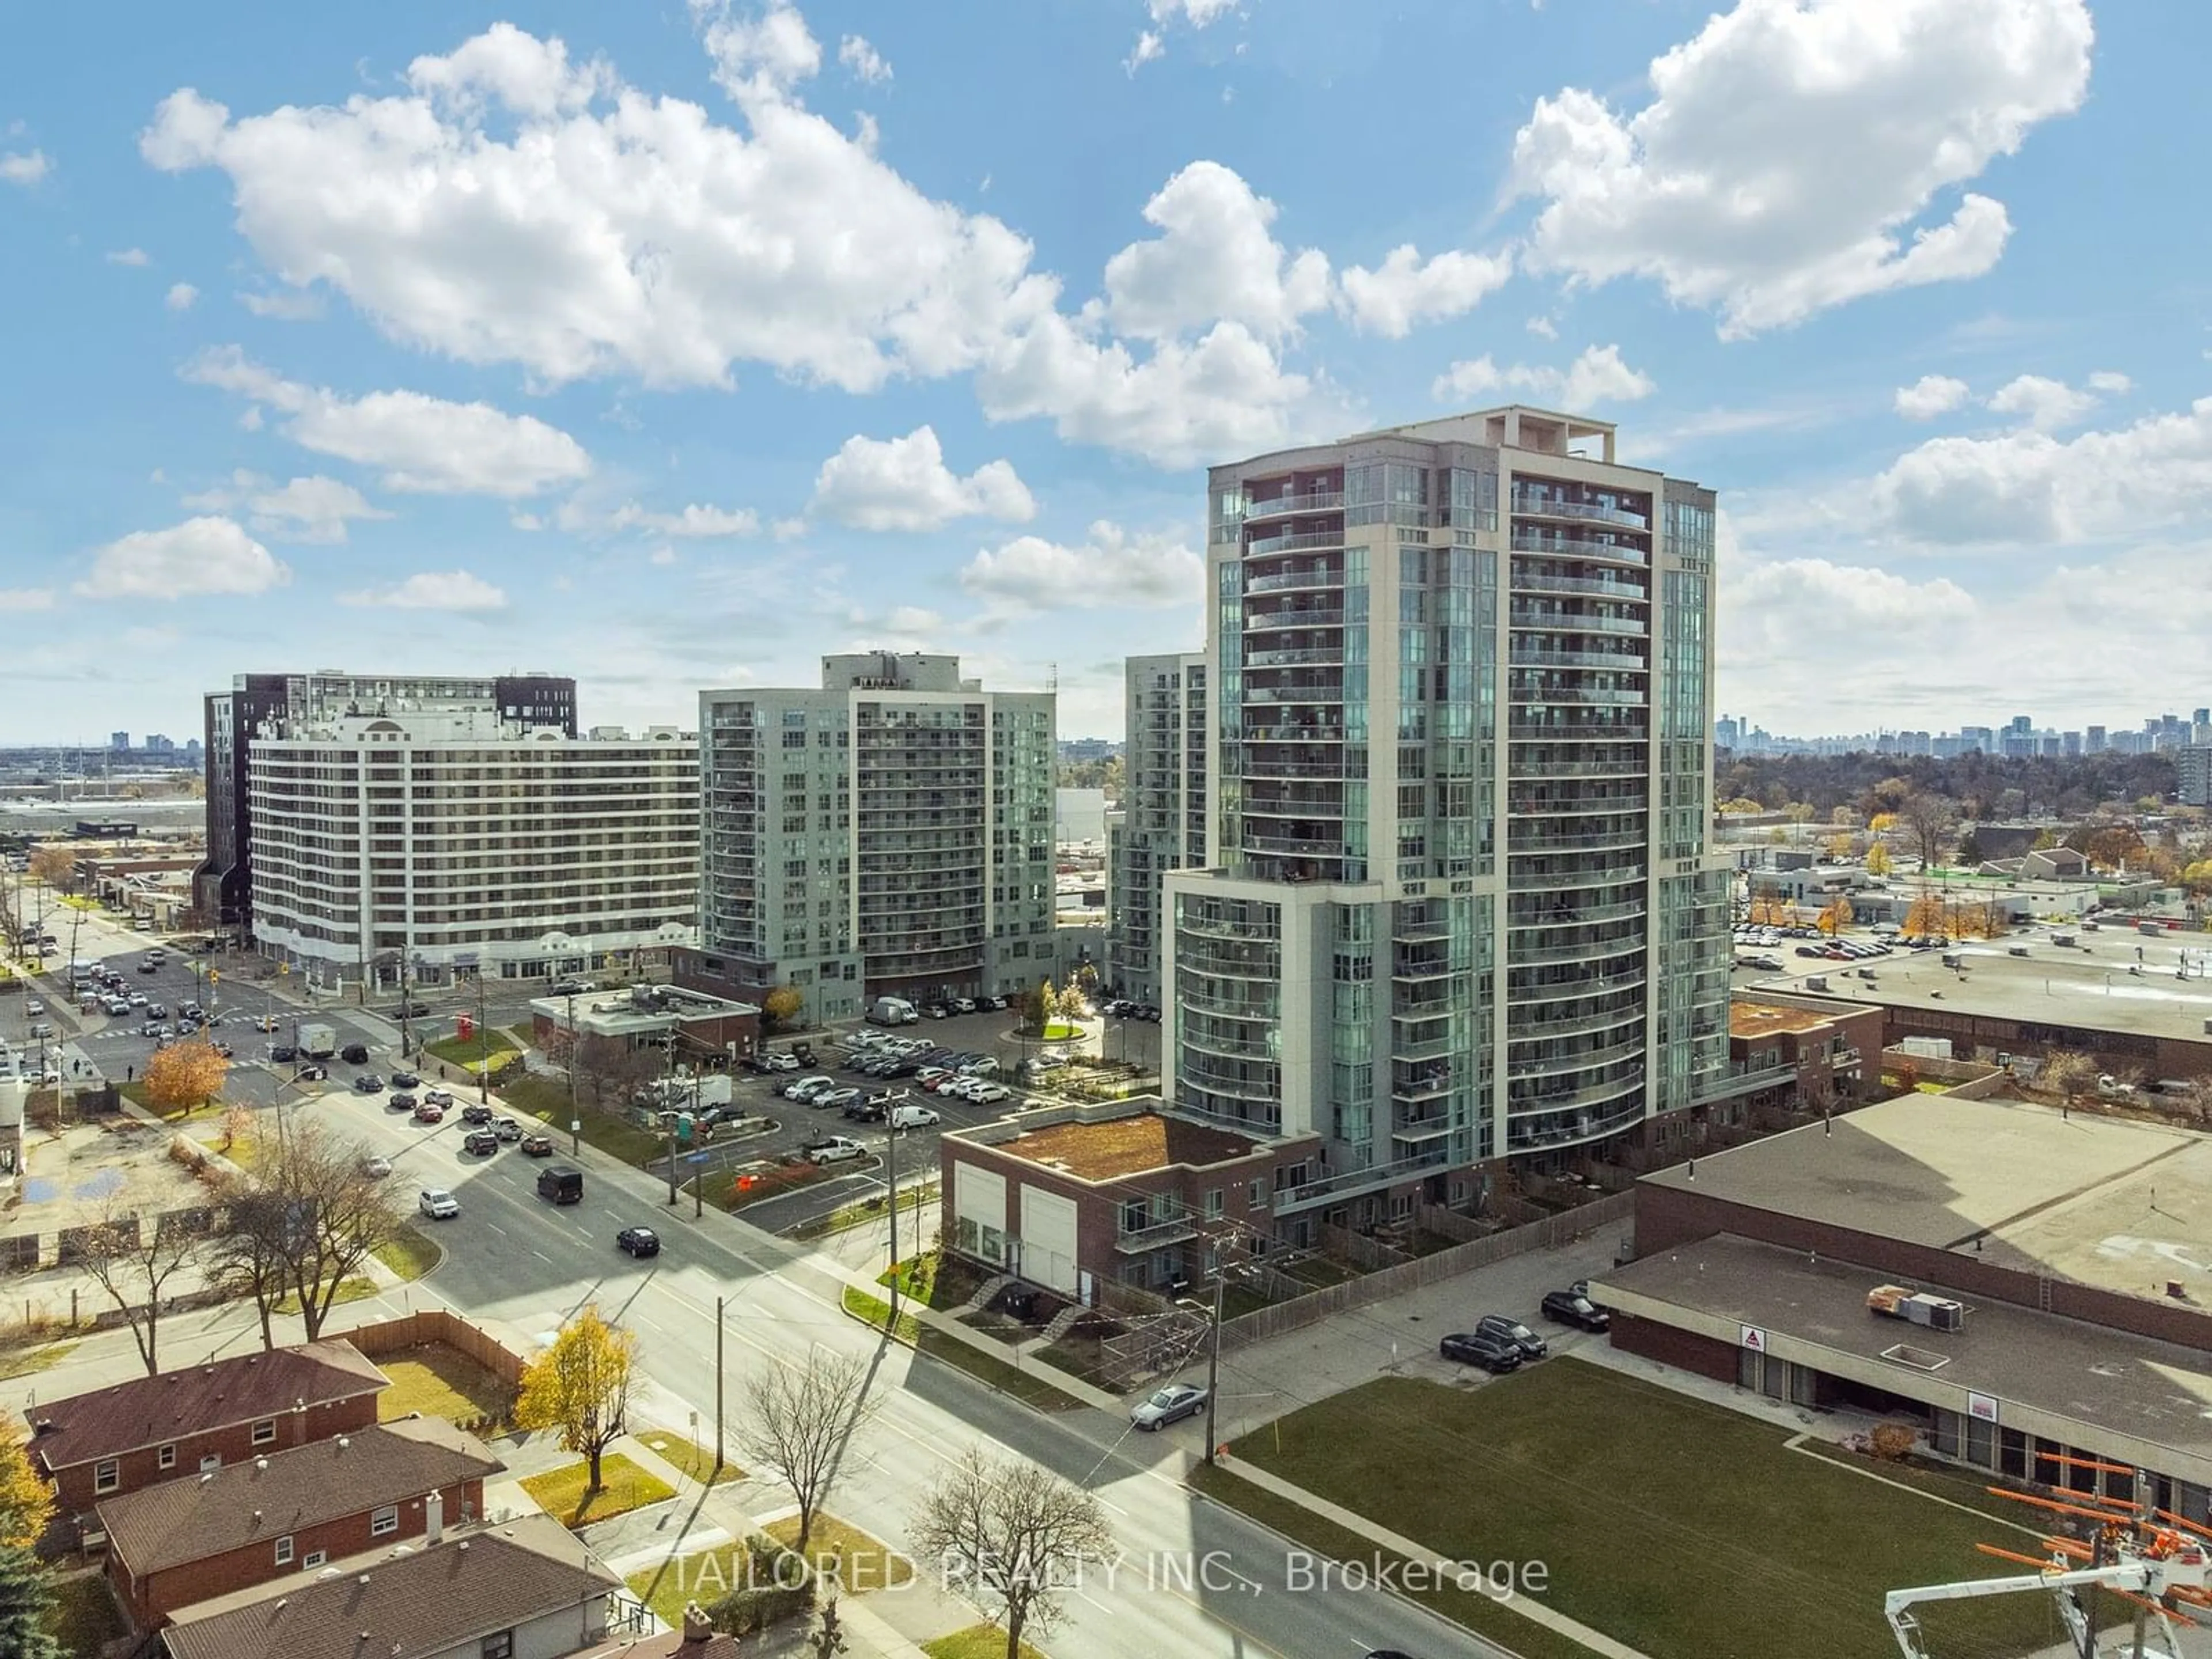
[{"xmin": 1200, "ymin": 1449, "xmax": 1655, "ymax": 1659}]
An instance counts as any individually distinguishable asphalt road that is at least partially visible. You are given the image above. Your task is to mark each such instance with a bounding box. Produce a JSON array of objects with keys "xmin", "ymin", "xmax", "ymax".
[{"xmin": 317, "ymin": 1096, "xmax": 1510, "ymax": 1659}]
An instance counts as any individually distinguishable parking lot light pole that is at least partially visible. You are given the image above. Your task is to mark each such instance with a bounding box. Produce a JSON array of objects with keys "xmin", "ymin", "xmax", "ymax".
[
  {"xmin": 565, "ymin": 988, "xmax": 580, "ymax": 1157},
  {"xmin": 1202, "ymin": 1262, "xmax": 1226, "ymax": 1465}
]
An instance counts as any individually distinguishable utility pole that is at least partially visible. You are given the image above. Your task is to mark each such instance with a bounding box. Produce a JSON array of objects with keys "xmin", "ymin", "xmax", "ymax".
[
  {"xmin": 1202, "ymin": 1257, "xmax": 1226, "ymax": 1466},
  {"xmin": 565, "ymin": 987, "xmax": 579, "ymax": 1157},
  {"xmin": 886, "ymin": 1112, "xmax": 900, "ymax": 1320},
  {"xmin": 398, "ymin": 955, "xmax": 413, "ymax": 1060},
  {"xmin": 714, "ymin": 1295, "xmax": 726, "ymax": 1471},
  {"xmin": 662, "ymin": 1029, "xmax": 679, "ymax": 1206},
  {"xmin": 475, "ymin": 973, "xmax": 489, "ymax": 1105}
]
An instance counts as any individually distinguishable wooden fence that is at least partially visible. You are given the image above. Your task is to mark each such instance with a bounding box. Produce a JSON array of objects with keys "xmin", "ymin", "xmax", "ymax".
[
  {"xmin": 339, "ymin": 1308, "xmax": 527, "ymax": 1388},
  {"xmin": 1217, "ymin": 1190, "xmax": 1634, "ymax": 1357}
]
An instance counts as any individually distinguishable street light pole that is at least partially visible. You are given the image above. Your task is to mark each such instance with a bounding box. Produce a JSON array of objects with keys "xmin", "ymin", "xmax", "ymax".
[
  {"xmin": 475, "ymin": 974, "xmax": 489, "ymax": 1105},
  {"xmin": 886, "ymin": 1110, "xmax": 900, "ymax": 1319},
  {"xmin": 714, "ymin": 1295, "xmax": 726, "ymax": 1471},
  {"xmin": 1202, "ymin": 1259, "xmax": 1226, "ymax": 1466},
  {"xmin": 565, "ymin": 988, "xmax": 579, "ymax": 1157}
]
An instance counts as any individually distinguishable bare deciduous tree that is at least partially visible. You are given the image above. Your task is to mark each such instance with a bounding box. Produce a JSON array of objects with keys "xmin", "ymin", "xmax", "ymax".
[
  {"xmin": 207, "ymin": 1181, "xmax": 298, "ymax": 1352},
  {"xmin": 1897, "ymin": 794, "xmax": 1957, "ymax": 869},
  {"xmin": 910, "ymin": 1449, "xmax": 1114, "ymax": 1659},
  {"xmin": 2039, "ymin": 1051, "xmax": 2097, "ymax": 1100},
  {"xmin": 734, "ymin": 1348, "xmax": 881, "ymax": 1557},
  {"xmin": 80, "ymin": 1205, "xmax": 203, "ymax": 1374}
]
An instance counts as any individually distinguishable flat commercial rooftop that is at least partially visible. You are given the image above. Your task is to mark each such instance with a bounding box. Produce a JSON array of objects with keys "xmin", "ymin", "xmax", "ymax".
[
  {"xmin": 1730, "ymin": 999, "xmax": 1836, "ymax": 1038},
  {"xmin": 1643, "ymin": 1093, "xmax": 2212, "ymax": 1302},
  {"xmin": 1741, "ymin": 927, "xmax": 2212, "ymax": 1047},
  {"xmin": 1594, "ymin": 1234, "xmax": 2212, "ymax": 1472},
  {"xmin": 993, "ymin": 1113, "xmax": 1263, "ymax": 1181}
]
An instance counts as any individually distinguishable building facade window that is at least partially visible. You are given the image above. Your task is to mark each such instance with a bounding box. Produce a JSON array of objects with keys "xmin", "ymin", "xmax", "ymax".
[
  {"xmin": 481, "ymin": 1633, "xmax": 516, "ymax": 1659},
  {"xmin": 302, "ymin": 1549, "xmax": 327, "ymax": 1569},
  {"xmin": 274, "ymin": 1535, "xmax": 294, "ymax": 1566},
  {"xmin": 156, "ymin": 1444, "xmax": 175, "ymax": 1471},
  {"xmin": 93, "ymin": 1459, "xmax": 119, "ymax": 1494},
  {"xmin": 370, "ymin": 1505, "xmax": 399, "ymax": 1537},
  {"xmin": 252, "ymin": 1419, "xmax": 276, "ymax": 1446}
]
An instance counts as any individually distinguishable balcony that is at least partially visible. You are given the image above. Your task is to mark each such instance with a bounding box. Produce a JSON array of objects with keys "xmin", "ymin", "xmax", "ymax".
[
  {"xmin": 1508, "ymin": 721, "xmax": 1648, "ymax": 742},
  {"xmin": 1245, "ymin": 607, "xmax": 1345, "ymax": 631},
  {"xmin": 1246, "ymin": 566, "xmax": 1343, "ymax": 594},
  {"xmin": 1510, "ymin": 488, "xmax": 1650, "ymax": 531},
  {"xmin": 1244, "ymin": 490, "xmax": 1344, "ymax": 520},
  {"xmin": 1513, "ymin": 571, "xmax": 1649, "ymax": 603},
  {"xmin": 1247, "ymin": 529, "xmax": 1346, "ymax": 559},
  {"xmin": 1508, "ymin": 608, "xmax": 1647, "ymax": 637},
  {"xmin": 1508, "ymin": 826, "xmax": 1650, "ymax": 854},
  {"xmin": 1113, "ymin": 1211, "xmax": 1200, "ymax": 1254},
  {"xmin": 1245, "ymin": 683, "xmax": 1344, "ymax": 706},
  {"xmin": 1242, "ymin": 831, "xmax": 1343, "ymax": 856},
  {"xmin": 1243, "ymin": 721, "xmax": 1344, "ymax": 744},
  {"xmin": 1506, "ymin": 1070, "xmax": 1643, "ymax": 1119},
  {"xmin": 1509, "ymin": 645, "xmax": 1648, "ymax": 671},
  {"xmin": 1241, "ymin": 755, "xmax": 1346, "ymax": 780},
  {"xmin": 1510, "ymin": 532, "xmax": 1649, "ymax": 566},
  {"xmin": 1244, "ymin": 645, "xmax": 1343, "ymax": 668},
  {"xmin": 1507, "ymin": 685, "xmax": 1647, "ymax": 708},
  {"xmin": 1272, "ymin": 1147, "xmax": 1452, "ymax": 1214},
  {"xmin": 1505, "ymin": 1096, "xmax": 1646, "ymax": 1153}
]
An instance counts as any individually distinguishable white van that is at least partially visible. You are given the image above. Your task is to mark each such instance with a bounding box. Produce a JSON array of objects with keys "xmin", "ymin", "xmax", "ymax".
[{"xmin": 868, "ymin": 996, "xmax": 919, "ymax": 1027}]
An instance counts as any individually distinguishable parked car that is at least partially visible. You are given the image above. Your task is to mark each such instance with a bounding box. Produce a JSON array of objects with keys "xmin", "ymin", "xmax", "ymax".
[
  {"xmin": 616, "ymin": 1226, "xmax": 661, "ymax": 1258},
  {"xmin": 1130, "ymin": 1383, "xmax": 1207, "ymax": 1430},
  {"xmin": 1475, "ymin": 1315, "xmax": 1549, "ymax": 1362},
  {"xmin": 965, "ymin": 1084, "xmax": 1011, "ymax": 1105},
  {"xmin": 889, "ymin": 1102, "xmax": 942, "ymax": 1129},
  {"xmin": 952, "ymin": 997, "xmax": 977, "ymax": 1014},
  {"xmin": 1540, "ymin": 1289, "xmax": 1611, "ymax": 1331},
  {"xmin": 1437, "ymin": 1330, "xmax": 1521, "ymax": 1373},
  {"xmin": 418, "ymin": 1188, "xmax": 460, "ymax": 1220},
  {"xmin": 461, "ymin": 1128, "xmax": 497, "ymax": 1154},
  {"xmin": 415, "ymin": 1100, "xmax": 448, "ymax": 1124},
  {"xmin": 391, "ymin": 1070, "xmax": 421, "ymax": 1090},
  {"xmin": 520, "ymin": 1132, "xmax": 556, "ymax": 1157},
  {"xmin": 461, "ymin": 1103, "xmax": 494, "ymax": 1124},
  {"xmin": 807, "ymin": 1136, "xmax": 867, "ymax": 1165},
  {"xmin": 353, "ymin": 1073, "xmax": 385, "ymax": 1094},
  {"xmin": 816, "ymin": 1088, "xmax": 861, "ymax": 1112}
]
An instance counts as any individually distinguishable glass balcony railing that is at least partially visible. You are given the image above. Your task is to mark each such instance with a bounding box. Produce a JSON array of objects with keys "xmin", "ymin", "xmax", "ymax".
[
  {"xmin": 1510, "ymin": 488, "xmax": 1651, "ymax": 531},
  {"xmin": 1244, "ymin": 490, "xmax": 1345, "ymax": 519},
  {"xmin": 1247, "ymin": 529, "xmax": 1346, "ymax": 558}
]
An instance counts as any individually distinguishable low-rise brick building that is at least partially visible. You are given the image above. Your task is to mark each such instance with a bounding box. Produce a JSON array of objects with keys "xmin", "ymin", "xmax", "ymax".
[
  {"xmin": 530, "ymin": 983, "xmax": 761, "ymax": 1072},
  {"xmin": 1728, "ymin": 993, "xmax": 1887, "ymax": 1113},
  {"xmin": 940, "ymin": 1099, "xmax": 1319, "ymax": 1300},
  {"xmin": 103, "ymin": 1416, "xmax": 503, "ymax": 1627},
  {"xmin": 30, "ymin": 1340, "xmax": 387, "ymax": 1514}
]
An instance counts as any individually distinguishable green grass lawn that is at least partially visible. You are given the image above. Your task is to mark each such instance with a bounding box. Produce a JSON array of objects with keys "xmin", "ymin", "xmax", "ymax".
[
  {"xmin": 119, "ymin": 1080, "xmax": 224, "ymax": 1122},
  {"xmin": 763, "ymin": 1513, "xmax": 913, "ymax": 1594},
  {"xmin": 377, "ymin": 1347, "xmax": 514, "ymax": 1426},
  {"xmin": 624, "ymin": 1541, "xmax": 782, "ymax": 1630},
  {"xmin": 40, "ymin": 1568, "xmax": 123, "ymax": 1656},
  {"xmin": 424, "ymin": 1028, "xmax": 521, "ymax": 1071},
  {"xmin": 842, "ymin": 1286, "xmax": 1087, "ymax": 1413},
  {"xmin": 790, "ymin": 1180, "xmax": 937, "ymax": 1241},
  {"xmin": 923, "ymin": 1626, "xmax": 1048, "ymax": 1659},
  {"xmin": 879, "ymin": 1248, "xmax": 990, "ymax": 1311},
  {"xmin": 521, "ymin": 1453, "xmax": 676, "ymax": 1529},
  {"xmin": 637, "ymin": 1430, "xmax": 743, "ymax": 1487},
  {"xmin": 270, "ymin": 1276, "xmax": 377, "ymax": 1315},
  {"xmin": 502, "ymin": 1074, "xmax": 665, "ymax": 1165},
  {"xmin": 1230, "ymin": 1361, "xmax": 2082, "ymax": 1659},
  {"xmin": 373, "ymin": 1225, "xmax": 444, "ymax": 1281}
]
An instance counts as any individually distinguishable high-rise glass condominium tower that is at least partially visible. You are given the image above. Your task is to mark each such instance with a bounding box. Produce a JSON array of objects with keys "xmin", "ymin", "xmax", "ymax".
[
  {"xmin": 1106, "ymin": 652, "xmax": 1207, "ymax": 1007},
  {"xmin": 1162, "ymin": 406, "xmax": 1732, "ymax": 1217},
  {"xmin": 699, "ymin": 653, "xmax": 1056, "ymax": 1025}
]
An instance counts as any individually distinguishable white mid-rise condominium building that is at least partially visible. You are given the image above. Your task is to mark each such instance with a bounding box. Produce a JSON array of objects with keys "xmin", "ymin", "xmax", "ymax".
[
  {"xmin": 698, "ymin": 653, "xmax": 1055, "ymax": 1025},
  {"xmin": 241, "ymin": 690, "xmax": 698, "ymax": 990},
  {"xmin": 1160, "ymin": 406, "xmax": 1735, "ymax": 1225},
  {"xmin": 1107, "ymin": 652, "xmax": 1207, "ymax": 1006}
]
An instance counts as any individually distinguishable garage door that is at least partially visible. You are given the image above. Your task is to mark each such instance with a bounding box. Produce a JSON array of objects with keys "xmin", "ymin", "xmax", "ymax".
[{"xmin": 1018, "ymin": 1185, "xmax": 1079, "ymax": 1297}]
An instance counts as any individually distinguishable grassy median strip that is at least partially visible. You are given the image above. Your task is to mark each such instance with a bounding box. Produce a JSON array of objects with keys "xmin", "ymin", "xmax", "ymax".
[
  {"xmin": 763, "ymin": 1513, "xmax": 912, "ymax": 1593},
  {"xmin": 842, "ymin": 1286, "xmax": 1088, "ymax": 1413},
  {"xmin": 638, "ymin": 1430, "xmax": 743, "ymax": 1487},
  {"xmin": 372, "ymin": 1224, "xmax": 444, "ymax": 1281},
  {"xmin": 922, "ymin": 1627, "xmax": 1048, "ymax": 1659},
  {"xmin": 502, "ymin": 1074, "xmax": 665, "ymax": 1165},
  {"xmin": 1233, "ymin": 1362, "xmax": 2073, "ymax": 1659},
  {"xmin": 1187, "ymin": 1461, "xmax": 1592, "ymax": 1659}
]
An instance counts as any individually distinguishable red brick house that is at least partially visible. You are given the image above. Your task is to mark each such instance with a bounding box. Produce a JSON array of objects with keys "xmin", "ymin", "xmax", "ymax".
[
  {"xmin": 102, "ymin": 1416, "xmax": 503, "ymax": 1627},
  {"xmin": 29, "ymin": 1340, "xmax": 387, "ymax": 1513},
  {"xmin": 940, "ymin": 1100, "xmax": 1318, "ymax": 1300}
]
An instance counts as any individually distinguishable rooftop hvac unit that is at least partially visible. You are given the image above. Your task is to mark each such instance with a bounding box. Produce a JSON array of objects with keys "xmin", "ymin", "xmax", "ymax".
[
  {"xmin": 1867, "ymin": 1286, "xmax": 1965, "ymax": 1331},
  {"xmin": 2203, "ymin": 1016, "xmax": 2212, "ymax": 1036},
  {"xmin": 1804, "ymin": 975, "xmax": 1828, "ymax": 991}
]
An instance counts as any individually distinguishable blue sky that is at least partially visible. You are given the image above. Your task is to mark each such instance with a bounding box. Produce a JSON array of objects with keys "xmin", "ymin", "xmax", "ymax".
[{"xmin": 1, "ymin": 0, "xmax": 2203, "ymax": 745}]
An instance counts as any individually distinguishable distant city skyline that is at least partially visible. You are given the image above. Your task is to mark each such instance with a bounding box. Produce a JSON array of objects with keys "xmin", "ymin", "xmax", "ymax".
[{"xmin": 1718, "ymin": 706, "xmax": 2212, "ymax": 759}]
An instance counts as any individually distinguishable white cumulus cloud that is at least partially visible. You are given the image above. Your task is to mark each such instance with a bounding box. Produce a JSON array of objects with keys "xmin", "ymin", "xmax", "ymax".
[
  {"xmin": 1507, "ymin": 0, "xmax": 2094, "ymax": 336},
  {"xmin": 106, "ymin": 248, "xmax": 150, "ymax": 267},
  {"xmin": 341, "ymin": 569, "xmax": 509, "ymax": 611},
  {"xmin": 1893, "ymin": 374, "xmax": 1969, "ymax": 419},
  {"xmin": 838, "ymin": 34, "xmax": 891, "ymax": 83},
  {"xmin": 181, "ymin": 470, "xmax": 393, "ymax": 544},
  {"xmin": 1125, "ymin": 31, "xmax": 1165, "ymax": 74},
  {"xmin": 76, "ymin": 517, "xmax": 290, "ymax": 599},
  {"xmin": 164, "ymin": 282, "xmax": 199, "ymax": 312},
  {"xmin": 1432, "ymin": 344, "xmax": 1655, "ymax": 408},
  {"xmin": 811, "ymin": 426, "xmax": 1035, "ymax": 532},
  {"xmin": 1874, "ymin": 395, "xmax": 2212, "ymax": 544},
  {"xmin": 0, "ymin": 588, "xmax": 56, "ymax": 612},
  {"xmin": 1338, "ymin": 245, "xmax": 1513, "ymax": 339},
  {"xmin": 542, "ymin": 498, "xmax": 761, "ymax": 539},
  {"xmin": 961, "ymin": 520, "xmax": 1202, "ymax": 614},
  {"xmin": 1984, "ymin": 372, "xmax": 2120, "ymax": 432},
  {"xmin": 0, "ymin": 149, "xmax": 50, "ymax": 185},
  {"xmin": 182, "ymin": 347, "xmax": 591, "ymax": 496},
  {"xmin": 1101, "ymin": 161, "xmax": 1331, "ymax": 343}
]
